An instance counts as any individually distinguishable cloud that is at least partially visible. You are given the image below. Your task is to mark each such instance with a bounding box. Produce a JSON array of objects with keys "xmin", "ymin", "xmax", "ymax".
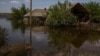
[
  {"xmin": 10, "ymin": 0, "xmax": 20, "ymax": 4},
  {"xmin": 0, "ymin": 2, "xmax": 7, "ymax": 4},
  {"xmin": 25, "ymin": 0, "xmax": 30, "ymax": 3}
]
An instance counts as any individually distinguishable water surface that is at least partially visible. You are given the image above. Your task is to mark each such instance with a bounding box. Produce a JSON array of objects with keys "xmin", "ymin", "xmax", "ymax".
[{"xmin": 0, "ymin": 17, "xmax": 100, "ymax": 56}]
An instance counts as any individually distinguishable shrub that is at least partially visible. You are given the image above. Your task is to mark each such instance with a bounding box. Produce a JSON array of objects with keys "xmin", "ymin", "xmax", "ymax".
[
  {"xmin": 46, "ymin": 1, "xmax": 77, "ymax": 26},
  {"xmin": 83, "ymin": 1, "xmax": 100, "ymax": 23},
  {"xmin": 0, "ymin": 27, "xmax": 7, "ymax": 47}
]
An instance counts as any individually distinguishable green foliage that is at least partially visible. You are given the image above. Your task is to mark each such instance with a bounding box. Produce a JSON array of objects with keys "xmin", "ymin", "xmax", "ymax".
[
  {"xmin": 20, "ymin": 4, "xmax": 29, "ymax": 19},
  {"xmin": 10, "ymin": 4, "xmax": 29, "ymax": 20},
  {"xmin": 10, "ymin": 4, "xmax": 28, "ymax": 33},
  {"xmin": 83, "ymin": 1, "xmax": 100, "ymax": 23},
  {"xmin": 46, "ymin": 1, "xmax": 77, "ymax": 26},
  {"xmin": 0, "ymin": 27, "xmax": 7, "ymax": 47}
]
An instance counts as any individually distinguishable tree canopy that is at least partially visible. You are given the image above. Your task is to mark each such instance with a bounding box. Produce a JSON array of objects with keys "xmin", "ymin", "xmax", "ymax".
[{"xmin": 10, "ymin": 4, "xmax": 29, "ymax": 20}]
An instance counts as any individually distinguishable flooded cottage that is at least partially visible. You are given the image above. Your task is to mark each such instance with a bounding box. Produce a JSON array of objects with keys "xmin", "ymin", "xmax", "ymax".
[
  {"xmin": 24, "ymin": 3, "xmax": 90, "ymax": 26},
  {"xmin": 71, "ymin": 3, "xmax": 90, "ymax": 22},
  {"xmin": 24, "ymin": 9, "xmax": 48, "ymax": 25}
]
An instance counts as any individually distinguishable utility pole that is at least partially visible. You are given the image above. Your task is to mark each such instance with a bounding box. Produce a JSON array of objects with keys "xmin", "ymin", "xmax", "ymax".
[
  {"xmin": 29, "ymin": 0, "xmax": 32, "ymax": 56},
  {"xmin": 30, "ymin": 0, "xmax": 32, "ymax": 45}
]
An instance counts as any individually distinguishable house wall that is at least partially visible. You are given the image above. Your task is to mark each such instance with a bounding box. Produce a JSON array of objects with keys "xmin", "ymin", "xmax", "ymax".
[{"xmin": 23, "ymin": 16, "xmax": 46, "ymax": 26}]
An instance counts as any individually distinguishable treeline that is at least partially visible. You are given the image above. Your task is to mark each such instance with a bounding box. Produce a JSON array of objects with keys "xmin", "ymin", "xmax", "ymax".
[{"xmin": 0, "ymin": 13, "xmax": 10, "ymax": 17}]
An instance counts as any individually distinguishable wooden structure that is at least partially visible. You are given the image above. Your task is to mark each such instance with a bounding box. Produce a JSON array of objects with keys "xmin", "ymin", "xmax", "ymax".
[
  {"xmin": 23, "ymin": 9, "xmax": 48, "ymax": 25},
  {"xmin": 71, "ymin": 3, "xmax": 90, "ymax": 22},
  {"xmin": 24, "ymin": 9, "xmax": 48, "ymax": 17}
]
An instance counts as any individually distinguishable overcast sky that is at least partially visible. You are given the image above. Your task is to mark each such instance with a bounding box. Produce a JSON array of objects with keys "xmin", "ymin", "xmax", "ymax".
[{"xmin": 0, "ymin": 0, "xmax": 100, "ymax": 13}]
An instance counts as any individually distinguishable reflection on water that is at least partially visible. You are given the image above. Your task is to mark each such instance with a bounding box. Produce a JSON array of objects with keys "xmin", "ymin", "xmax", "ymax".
[
  {"xmin": 10, "ymin": 18, "xmax": 27, "ymax": 33},
  {"xmin": 0, "ymin": 17, "xmax": 100, "ymax": 56},
  {"xmin": 47, "ymin": 27, "xmax": 100, "ymax": 55}
]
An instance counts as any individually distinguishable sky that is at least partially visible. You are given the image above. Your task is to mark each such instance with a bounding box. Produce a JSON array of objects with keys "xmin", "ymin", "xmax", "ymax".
[{"xmin": 0, "ymin": 0, "xmax": 100, "ymax": 13}]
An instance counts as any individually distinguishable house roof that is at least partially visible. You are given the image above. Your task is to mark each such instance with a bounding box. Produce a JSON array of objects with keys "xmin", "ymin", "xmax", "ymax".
[
  {"xmin": 24, "ymin": 9, "xmax": 48, "ymax": 17},
  {"xmin": 71, "ymin": 3, "xmax": 89, "ymax": 16},
  {"xmin": 24, "ymin": 3, "xmax": 89, "ymax": 18}
]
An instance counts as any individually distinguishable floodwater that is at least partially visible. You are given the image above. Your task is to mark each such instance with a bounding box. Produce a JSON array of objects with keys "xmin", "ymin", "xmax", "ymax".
[{"xmin": 0, "ymin": 17, "xmax": 100, "ymax": 56}]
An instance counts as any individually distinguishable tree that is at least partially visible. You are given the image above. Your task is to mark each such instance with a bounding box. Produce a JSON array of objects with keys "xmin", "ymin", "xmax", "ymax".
[
  {"xmin": 9, "ymin": 4, "xmax": 29, "ymax": 33},
  {"xmin": 83, "ymin": 1, "xmax": 100, "ymax": 23},
  {"xmin": 10, "ymin": 4, "xmax": 29, "ymax": 20},
  {"xmin": 46, "ymin": 1, "xmax": 77, "ymax": 26}
]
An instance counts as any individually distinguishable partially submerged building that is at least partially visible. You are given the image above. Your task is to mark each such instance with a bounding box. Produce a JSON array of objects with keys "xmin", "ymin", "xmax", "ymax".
[
  {"xmin": 23, "ymin": 3, "xmax": 90, "ymax": 25},
  {"xmin": 23, "ymin": 9, "xmax": 48, "ymax": 25},
  {"xmin": 71, "ymin": 3, "xmax": 90, "ymax": 22},
  {"xmin": 24, "ymin": 9, "xmax": 48, "ymax": 17}
]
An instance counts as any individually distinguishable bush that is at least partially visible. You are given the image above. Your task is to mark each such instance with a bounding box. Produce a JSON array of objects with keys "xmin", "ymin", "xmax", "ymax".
[
  {"xmin": 0, "ymin": 27, "xmax": 7, "ymax": 47},
  {"xmin": 46, "ymin": 1, "xmax": 77, "ymax": 26},
  {"xmin": 83, "ymin": 1, "xmax": 100, "ymax": 23}
]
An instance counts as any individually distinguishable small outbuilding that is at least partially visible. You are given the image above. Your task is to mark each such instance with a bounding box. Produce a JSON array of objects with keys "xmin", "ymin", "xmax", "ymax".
[{"xmin": 71, "ymin": 3, "xmax": 90, "ymax": 22}]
